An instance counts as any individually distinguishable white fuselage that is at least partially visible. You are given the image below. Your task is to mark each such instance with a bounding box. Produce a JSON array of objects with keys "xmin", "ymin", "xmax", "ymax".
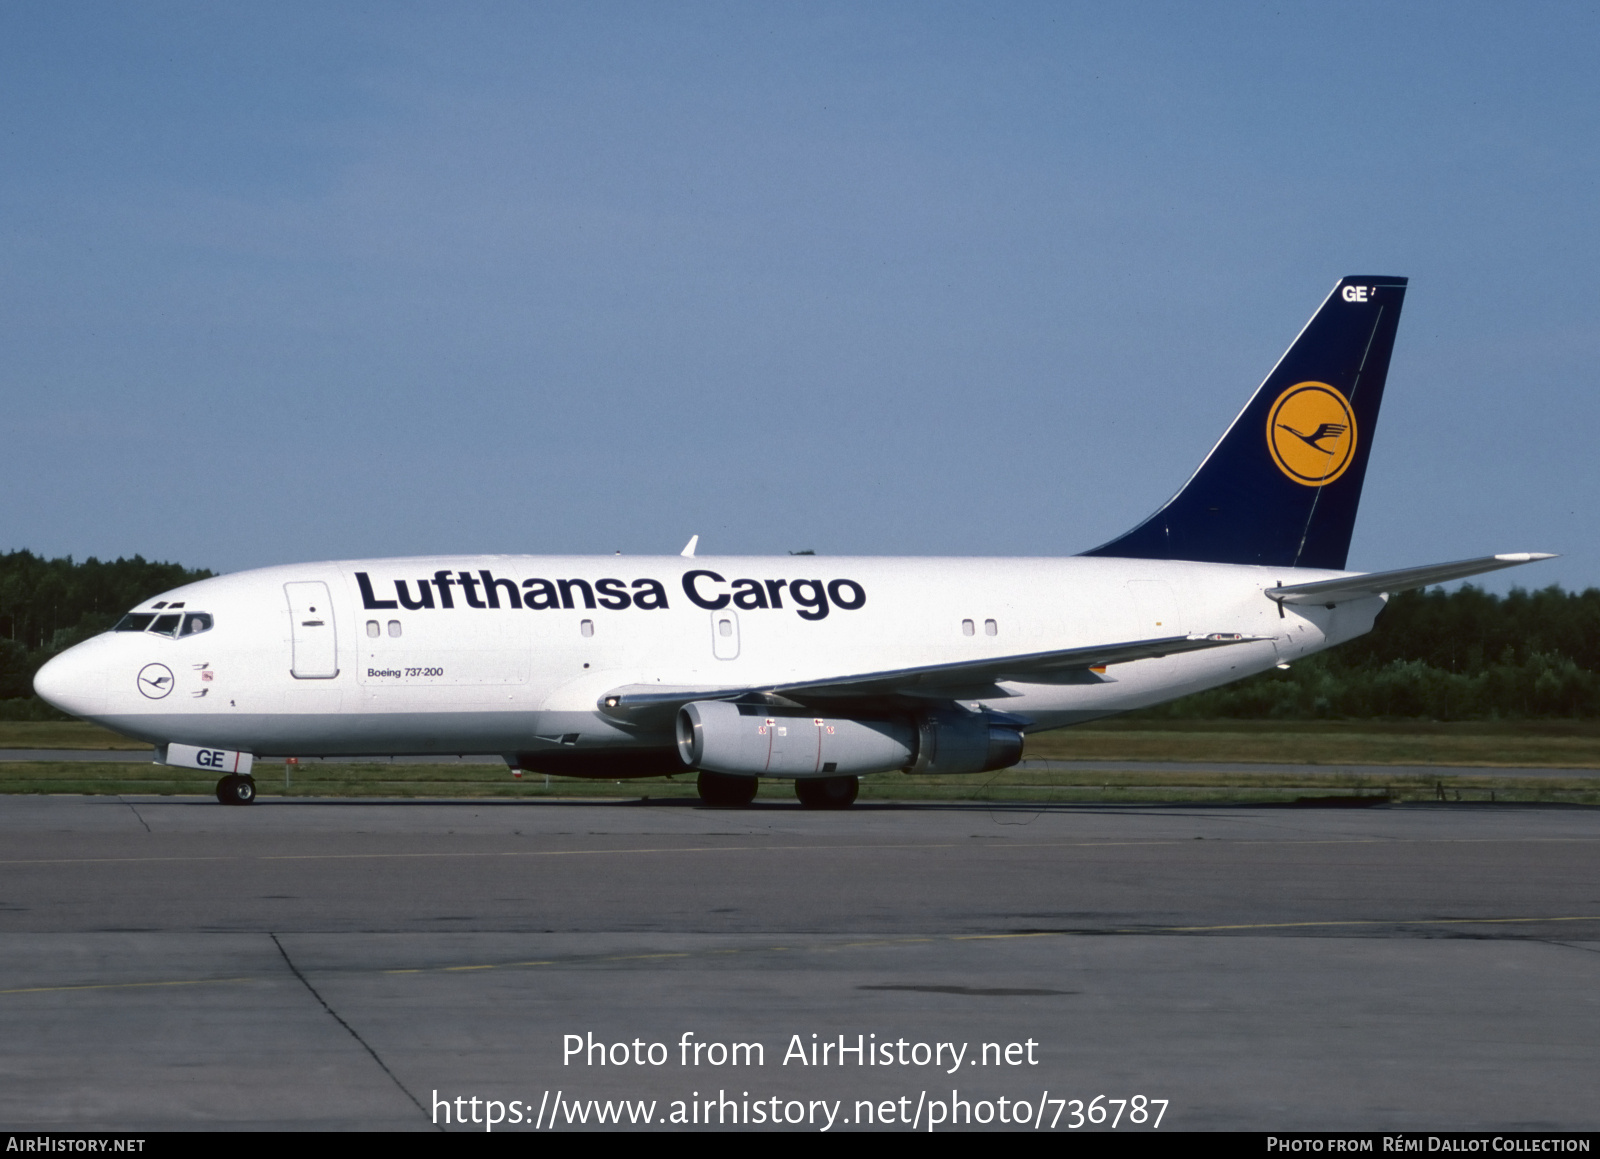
[{"xmin": 35, "ymin": 553, "xmax": 1381, "ymax": 768}]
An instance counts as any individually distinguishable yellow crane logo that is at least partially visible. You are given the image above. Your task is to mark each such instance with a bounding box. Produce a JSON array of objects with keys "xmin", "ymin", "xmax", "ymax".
[{"xmin": 1266, "ymin": 382, "xmax": 1357, "ymax": 486}]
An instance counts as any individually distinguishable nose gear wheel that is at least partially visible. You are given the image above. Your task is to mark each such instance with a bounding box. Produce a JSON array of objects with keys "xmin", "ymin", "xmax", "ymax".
[{"xmin": 216, "ymin": 775, "xmax": 256, "ymax": 806}]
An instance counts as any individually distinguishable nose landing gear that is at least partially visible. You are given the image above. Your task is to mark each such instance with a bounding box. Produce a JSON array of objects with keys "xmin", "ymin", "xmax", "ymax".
[{"xmin": 216, "ymin": 774, "xmax": 257, "ymax": 806}]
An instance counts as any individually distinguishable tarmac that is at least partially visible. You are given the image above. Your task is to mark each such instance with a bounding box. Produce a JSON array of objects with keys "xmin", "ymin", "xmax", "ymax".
[{"xmin": 0, "ymin": 794, "xmax": 1596, "ymax": 1131}]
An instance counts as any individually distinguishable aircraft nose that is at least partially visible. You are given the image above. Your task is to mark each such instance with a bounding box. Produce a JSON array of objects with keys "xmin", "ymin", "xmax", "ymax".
[{"xmin": 33, "ymin": 641, "xmax": 109, "ymax": 718}]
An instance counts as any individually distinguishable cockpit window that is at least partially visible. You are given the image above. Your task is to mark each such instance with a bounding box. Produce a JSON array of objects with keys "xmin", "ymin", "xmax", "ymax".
[{"xmin": 113, "ymin": 610, "xmax": 214, "ymax": 637}]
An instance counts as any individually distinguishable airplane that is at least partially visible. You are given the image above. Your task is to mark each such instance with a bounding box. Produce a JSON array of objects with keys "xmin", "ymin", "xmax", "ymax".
[{"xmin": 33, "ymin": 276, "xmax": 1553, "ymax": 808}]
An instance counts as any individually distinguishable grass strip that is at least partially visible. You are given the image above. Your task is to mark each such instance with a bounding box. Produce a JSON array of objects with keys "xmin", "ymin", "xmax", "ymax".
[
  {"xmin": 4, "ymin": 761, "xmax": 1597, "ymax": 806},
  {"xmin": 0, "ymin": 721, "xmax": 149, "ymax": 749},
  {"xmin": 1024, "ymin": 727, "xmax": 1600, "ymax": 768},
  {"xmin": 8, "ymin": 718, "xmax": 1600, "ymax": 767}
]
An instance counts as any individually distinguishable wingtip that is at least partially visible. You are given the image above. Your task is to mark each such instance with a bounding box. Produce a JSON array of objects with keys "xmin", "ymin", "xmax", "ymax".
[
  {"xmin": 1494, "ymin": 552, "xmax": 1559, "ymax": 563},
  {"xmin": 680, "ymin": 534, "xmax": 699, "ymax": 558}
]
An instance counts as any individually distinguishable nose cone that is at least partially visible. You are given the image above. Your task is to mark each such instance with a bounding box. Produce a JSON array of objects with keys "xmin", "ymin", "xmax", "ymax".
[{"xmin": 33, "ymin": 640, "xmax": 109, "ymax": 719}]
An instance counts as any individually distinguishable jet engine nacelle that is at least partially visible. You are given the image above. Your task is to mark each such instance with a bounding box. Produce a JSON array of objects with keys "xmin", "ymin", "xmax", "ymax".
[
  {"xmin": 677, "ymin": 700, "xmax": 914, "ymax": 778},
  {"xmin": 908, "ymin": 709, "xmax": 1026, "ymax": 775},
  {"xmin": 675, "ymin": 700, "xmax": 1025, "ymax": 778}
]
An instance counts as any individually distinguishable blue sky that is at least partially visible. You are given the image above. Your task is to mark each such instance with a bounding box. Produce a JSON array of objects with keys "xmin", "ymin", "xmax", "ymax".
[{"xmin": 3, "ymin": 2, "xmax": 1597, "ymax": 592}]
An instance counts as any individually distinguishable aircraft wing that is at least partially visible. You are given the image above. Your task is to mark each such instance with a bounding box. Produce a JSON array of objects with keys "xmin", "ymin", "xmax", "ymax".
[
  {"xmin": 598, "ymin": 632, "xmax": 1264, "ymax": 722},
  {"xmin": 778, "ymin": 633, "xmax": 1262, "ymax": 698},
  {"xmin": 1264, "ymin": 553, "xmax": 1557, "ymax": 608}
]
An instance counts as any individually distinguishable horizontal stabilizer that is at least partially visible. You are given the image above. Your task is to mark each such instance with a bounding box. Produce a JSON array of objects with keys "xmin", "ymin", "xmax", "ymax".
[
  {"xmin": 1265, "ymin": 553, "xmax": 1557, "ymax": 607},
  {"xmin": 598, "ymin": 633, "xmax": 1263, "ymax": 720}
]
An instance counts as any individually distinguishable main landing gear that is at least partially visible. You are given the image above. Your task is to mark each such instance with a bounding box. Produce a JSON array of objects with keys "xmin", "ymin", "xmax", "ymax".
[
  {"xmin": 696, "ymin": 771, "xmax": 759, "ymax": 807},
  {"xmin": 694, "ymin": 772, "xmax": 862, "ymax": 808},
  {"xmin": 794, "ymin": 775, "xmax": 859, "ymax": 809},
  {"xmin": 215, "ymin": 774, "xmax": 257, "ymax": 806}
]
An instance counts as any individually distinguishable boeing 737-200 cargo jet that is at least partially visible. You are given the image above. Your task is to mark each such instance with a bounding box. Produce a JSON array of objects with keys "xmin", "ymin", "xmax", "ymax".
[{"xmin": 35, "ymin": 277, "xmax": 1553, "ymax": 806}]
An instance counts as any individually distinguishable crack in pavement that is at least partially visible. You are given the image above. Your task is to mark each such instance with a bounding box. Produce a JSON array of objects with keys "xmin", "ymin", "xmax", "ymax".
[
  {"xmin": 270, "ymin": 932, "xmax": 437, "ymax": 1129},
  {"xmin": 117, "ymin": 797, "xmax": 151, "ymax": 833}
]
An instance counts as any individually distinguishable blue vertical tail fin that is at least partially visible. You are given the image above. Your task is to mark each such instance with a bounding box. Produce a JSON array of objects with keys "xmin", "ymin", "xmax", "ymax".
[{"xmin": 1083, "ymin": 275, "xmax": 1407, "ymax": 570}]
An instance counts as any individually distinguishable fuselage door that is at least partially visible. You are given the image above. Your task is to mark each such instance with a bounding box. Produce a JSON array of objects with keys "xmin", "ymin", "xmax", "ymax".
[
  {"xmin": 285, "ymin": 581, "xmax": 339, "ymax": 679},
  {"xmin": 711, "ymin": 610, "xmax": 740, "ymax": 660}
]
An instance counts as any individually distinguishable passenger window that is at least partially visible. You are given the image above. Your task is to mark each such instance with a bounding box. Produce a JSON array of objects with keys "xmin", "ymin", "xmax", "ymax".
[
  {"xmin": 718, "ymin": 617, "xmax": 733, "ymax": 637},
  {"xmin": 387, "ymin": 620, "xmax": 401, "ymax": 637},
  {"xmin": 366, "ymin": 620, "xmax": 380, "ymax": 638},
  {"xmin": 985, "ymin": 619, "xmax": 998, "ymax": 636},
  {"xmin": 580, "ymin": 619, "xmax": 594, "ymax": 638},
  {"xmin": 115, "ymin": 614, "xmax": 156, "ymax": 632},
  {"xmin": 961, "ymin": 619, "xmax": 975, "ymax": 636},
  {"xmin": 179, "ymin": 613, "xmax": 213, "ymax": 637},
  {"xmin": 150, "ymin": 614, "xmax": 182, "ymax": 637}
]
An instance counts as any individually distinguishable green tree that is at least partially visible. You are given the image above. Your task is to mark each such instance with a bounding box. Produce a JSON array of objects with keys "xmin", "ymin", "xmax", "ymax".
[
  {"xmin": 0, "ymin": 551, "xmax": 212, "ymax": 719},
  {"xmin": 1146, "ymin": 585, "xmax": 1600, "ymax": 720}
]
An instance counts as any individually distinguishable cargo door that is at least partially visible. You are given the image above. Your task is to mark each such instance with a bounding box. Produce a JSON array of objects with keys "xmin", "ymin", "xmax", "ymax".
[
  {"xmin": 285, "ymin": 581, "xmax": 339, "ymax": 679},
  {"xmin": 711, "ymin": 610, "xmax": 740, "ymax": 660}
]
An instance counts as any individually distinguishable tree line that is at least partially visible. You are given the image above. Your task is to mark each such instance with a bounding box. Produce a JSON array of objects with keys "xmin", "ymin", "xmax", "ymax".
[
  {"xmin": 2, "ymin": 549, "xmax": 1598, "ymax": 720},
  {"xmin": 0, "ymin": 550, "xmax": 211, "ymax": 716},
  {"xmin": 1145, "ymin": 583, "xmax": 1600, "ymax": 720}
]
